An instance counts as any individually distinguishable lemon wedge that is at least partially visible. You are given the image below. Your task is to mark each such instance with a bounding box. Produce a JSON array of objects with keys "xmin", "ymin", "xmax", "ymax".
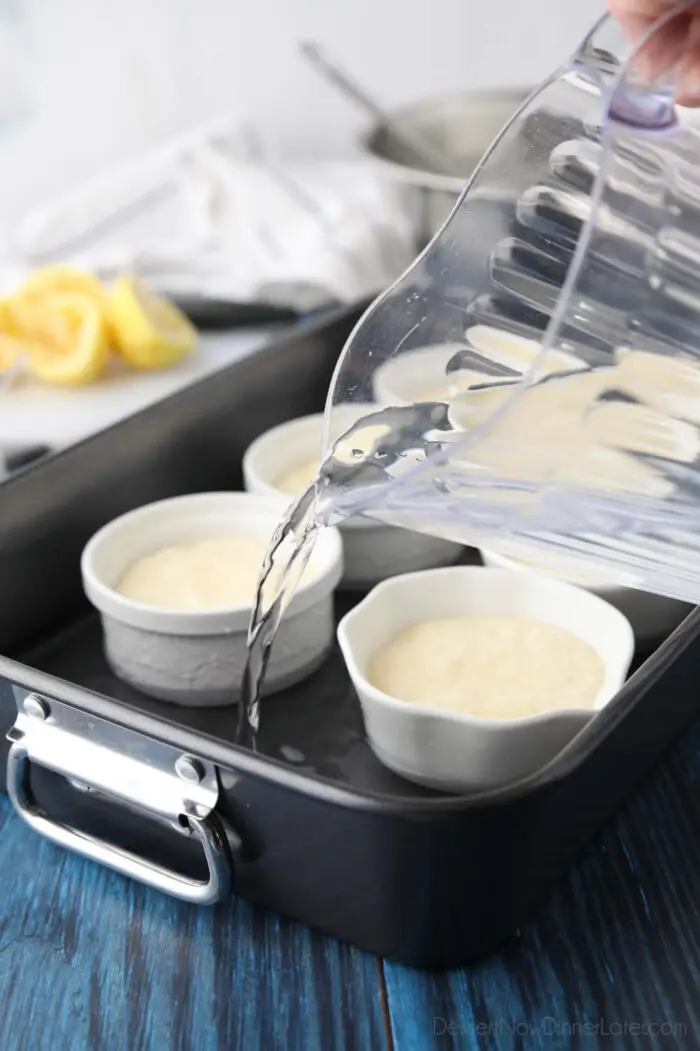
[
  {"xmin": 0, "ymin": 334, "xmax": 23, "ymax": 373},
  {"xmin": 0, "ymin": 295, "xmax": 27, "ymax": 338},
  {"xmin": 107, "ymin": 275, "xmax": 197, "ymax": 370},
  {"xmin": 9, "ymin": 266, "xmax": 107, "ymax": 351},
  {"xmin": 24, "ymin": 292, "xmax": 109, "ymax": 386},
  {"xmin": 0, "ymin": 298, "xmax": 28, "ymax": 376},
  {"xmin": 15, "ymin": 265, "xmax": 105, "ymax": 306}
]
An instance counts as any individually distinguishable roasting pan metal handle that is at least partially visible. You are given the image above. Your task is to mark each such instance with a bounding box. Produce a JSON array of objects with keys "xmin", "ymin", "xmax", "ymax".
[{"xmin": 6, "ymin": 692, "xmax": 234, "ymax": 905}]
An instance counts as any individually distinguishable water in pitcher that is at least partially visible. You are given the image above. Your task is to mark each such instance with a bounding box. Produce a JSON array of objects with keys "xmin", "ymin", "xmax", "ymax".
[
  {"xmin": 241, "ymin": 7, "xmax": 700, "ymax": 740},
  {"xmin": 240, "ymin": 345, "xmax": 700, "ymax": 742}
]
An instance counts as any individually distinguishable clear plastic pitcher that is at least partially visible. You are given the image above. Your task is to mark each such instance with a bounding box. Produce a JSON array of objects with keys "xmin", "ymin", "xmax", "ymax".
[{"xmin": 323, "ymin": 3, "xmax": 700, "ymax": 604}]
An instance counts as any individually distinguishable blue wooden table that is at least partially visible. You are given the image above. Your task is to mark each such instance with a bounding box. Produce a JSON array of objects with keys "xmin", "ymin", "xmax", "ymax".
[{"xmin": 1, "ymin": 711, "xmax": 699, "ymax": 1051}]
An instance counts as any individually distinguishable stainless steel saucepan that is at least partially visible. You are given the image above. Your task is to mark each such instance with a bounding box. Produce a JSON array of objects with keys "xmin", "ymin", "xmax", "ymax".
[{"xmin": 360, "ymin": 88, "xmax": 532, "ymax": 245}]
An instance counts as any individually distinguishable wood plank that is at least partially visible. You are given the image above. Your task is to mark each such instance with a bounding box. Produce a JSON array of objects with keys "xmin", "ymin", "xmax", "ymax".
[
  {"xmin": 0, "ymin": 799, "xmax": 389, "ymax": 1051},
  {"xmin": 384, "ymin": 718, "xmax": 700, "ymax": 1051}
]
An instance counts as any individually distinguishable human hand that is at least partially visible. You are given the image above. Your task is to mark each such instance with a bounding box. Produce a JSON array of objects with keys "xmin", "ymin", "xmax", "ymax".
[{"xmin": 607, "ymin": 0, "xmax": 700, "ymax": 104}]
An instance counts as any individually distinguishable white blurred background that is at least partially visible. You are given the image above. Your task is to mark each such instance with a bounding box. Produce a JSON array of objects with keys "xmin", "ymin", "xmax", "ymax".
[{"xmin": 0, "ymin": 0, "xmax": 603, "ymax": 225}]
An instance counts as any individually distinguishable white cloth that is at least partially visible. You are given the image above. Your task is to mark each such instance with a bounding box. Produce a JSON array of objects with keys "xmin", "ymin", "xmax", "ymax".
[{"xmin": 6, "ymin": 117, "xmax": 415, "ymax": 311}]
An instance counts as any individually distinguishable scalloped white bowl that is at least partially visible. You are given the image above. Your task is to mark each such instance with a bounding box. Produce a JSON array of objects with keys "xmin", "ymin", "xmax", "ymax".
[{"xmin": 338, "ymin": 566, "xmax": 634, "ymax": 794}]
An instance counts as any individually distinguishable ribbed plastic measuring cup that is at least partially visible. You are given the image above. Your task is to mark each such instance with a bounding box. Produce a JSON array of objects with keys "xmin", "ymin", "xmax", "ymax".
[{"xmin": 323, "ymin": 4, "xmax": 700, "ymax": 603}]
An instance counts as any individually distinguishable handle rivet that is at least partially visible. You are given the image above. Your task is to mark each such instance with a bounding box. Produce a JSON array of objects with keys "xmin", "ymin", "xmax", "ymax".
[
  {"xmin": 175, "ymin": 756, "xmax": 204, "ymax": 783},
  {"xmin": 23, "ymin": 695, "xmax": 49, "ymax": 720}
]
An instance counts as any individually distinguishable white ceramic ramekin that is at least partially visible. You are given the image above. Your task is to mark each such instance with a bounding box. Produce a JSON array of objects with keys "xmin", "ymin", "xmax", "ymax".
[
  {"xmin": 371, "ymin": 333, "xmax": 585, "ymax": 408},
  {"xmin": 372, "ymin": 343, "xmax": 468, "ymax": 405},
  {"xmin": 337, "ymin": 566, "xmax": 634, "ymax": 794},
  {"xmin": 242, "ymin": 408, "xmax": 462, "ymax": 588},
  {"xmin": 81, "ymin": 492, "xmax": 343, "ymax": 707},
  {"xmin": 480, "ymin": 544, "xmax": 691, "ymax": 648}
]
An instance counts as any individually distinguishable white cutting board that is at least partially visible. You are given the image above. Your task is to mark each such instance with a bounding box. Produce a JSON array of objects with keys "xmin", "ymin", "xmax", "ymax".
[{"xmin": 0, "ymin": 329, "xmax": 273, "ymax": 450}]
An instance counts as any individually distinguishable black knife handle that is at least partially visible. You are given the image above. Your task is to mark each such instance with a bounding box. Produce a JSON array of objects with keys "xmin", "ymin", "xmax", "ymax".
[{"xmin": 171, "ymin": 296, "xmax": 299, "ymax": 330}]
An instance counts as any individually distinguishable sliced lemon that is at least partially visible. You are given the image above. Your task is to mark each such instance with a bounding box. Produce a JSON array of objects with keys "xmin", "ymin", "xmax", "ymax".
[
  {"xmin": 24, "ymin": 292, "xmax": 109, "ymax": 386},
  {"xmin": 0, "ymin": 334, "xmax": 24, "ymax": 373},
  {"xmin": 14, "ymin": 265, "xmax": 105, "ymax": 306},
  {"xmin": 108, "ymin": 275, "xmax": 197, "ymax": 370},
  {"xmin": 10, "ymin": 266, "xmax": 106, "ymax": 349},
  {"xmin": 0, "ymin": 299, "xmax": 28, "ymax": 375},
  {"xmin": 0, "ymin": 296, "xmax": 25, "ymax": 337}
]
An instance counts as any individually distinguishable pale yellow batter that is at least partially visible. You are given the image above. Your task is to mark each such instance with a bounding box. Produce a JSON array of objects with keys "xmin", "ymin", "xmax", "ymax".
[
  {"xmin": 276, "ymin": 418, "xmax": 413, "ymax": 494},
  {"xmin": 415, "ymin": 383, "xmax": 452, "ymax": 402},
  {"xmin": 117, "ymin": 534, "xmax": 315, "ymax": 612},
  {"xmin": 368, "ymin": 614, "xmax": 604, "ymax": 719},
  {"xmin": 276, "ymin": 458, "xmax": 319, "ymax": 496}
]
